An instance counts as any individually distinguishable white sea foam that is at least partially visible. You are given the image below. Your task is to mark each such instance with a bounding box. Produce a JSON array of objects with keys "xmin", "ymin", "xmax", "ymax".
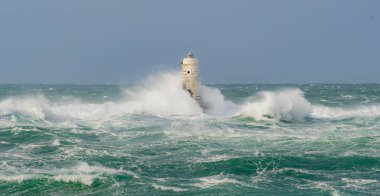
[
  {"xmin": 53, "ymin": 173, "xmax": 97, "ymax": 186},
  {"xmin": 199, "ymin": 85, "xmax": 238, "ymax": 116},
  {"xmin": 152, "ymin": 183, "xmax": 187, "ymax": 192},
  {"xmin": 311, "ymin": 104, "xmax": 380, "ymax": 119},
  {"xmin": 53, "ymin": 161, "xmax": 139, "ymax": 185},
  {"xmin": 0, "ymin": 174, "xmax": 37, "ymax": 182},
  {"xmin": 240, "ymin": 88, "xmax": 311, "ymax": 121},
  {"xmin": 196, "ymin": 155, "xmax": 235, "ymax": 163},
  {"xmin": 0, "ymin": 161, "xmax": 136, "ymax": 186},
  {"xmin": 0, "ymin": 72, "xmax": 202, "ymax": 120},
  {"xmin": 52, "ymin": 139, "xmax": 61, "ymax": 146},
  {"xmin": 0, "ymin": 71, "xmax": 379, "ymax": 121},
  {"xmin": 194, "ymin": 174, "xmax": 241, "ymax": 188},
  {"xmin": 341, "ymin": 178, "xmax": 377, "ymax": 185},
  {"xmin": 0, "ymin": 95, "xmax": 49, "ymax": 119},
  {"xmin": 123, "ymin": 72, "xmax": 202, "ymax": 116}
]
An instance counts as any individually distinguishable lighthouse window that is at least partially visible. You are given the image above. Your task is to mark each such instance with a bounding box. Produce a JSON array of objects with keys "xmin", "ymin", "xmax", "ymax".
[{"xmin": 187, "ymin": 71, "xmax": 190, "ymax": 74}]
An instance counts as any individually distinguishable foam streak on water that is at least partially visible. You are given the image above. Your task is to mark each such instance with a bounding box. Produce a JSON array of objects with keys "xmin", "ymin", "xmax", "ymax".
[{"xmin": 0, "ymin": 72, "xmax": 379, "ymax": 195}]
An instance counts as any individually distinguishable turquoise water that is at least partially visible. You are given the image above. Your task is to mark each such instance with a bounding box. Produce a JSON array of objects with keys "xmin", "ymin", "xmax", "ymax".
[{"xmin": 0, "ymin": 73, "xmax": 379, "ymax": 195}]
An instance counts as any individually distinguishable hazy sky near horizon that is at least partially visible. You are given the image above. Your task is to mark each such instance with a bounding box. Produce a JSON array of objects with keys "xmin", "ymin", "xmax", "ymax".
[{"xmin": 0, "ymin": 0, "xmax": 379, "ymax": 84}]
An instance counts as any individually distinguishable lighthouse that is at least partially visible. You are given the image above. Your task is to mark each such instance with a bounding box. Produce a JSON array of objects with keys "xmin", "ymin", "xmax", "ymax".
[{"xmin": 181, "ymin": 52, "xmax": 200, "ymax": 102}]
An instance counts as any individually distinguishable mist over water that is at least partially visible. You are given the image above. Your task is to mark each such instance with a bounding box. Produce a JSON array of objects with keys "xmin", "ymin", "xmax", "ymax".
[{"xmin": 0, "ymin": 72, "xmax": 379, "ymax": 195}]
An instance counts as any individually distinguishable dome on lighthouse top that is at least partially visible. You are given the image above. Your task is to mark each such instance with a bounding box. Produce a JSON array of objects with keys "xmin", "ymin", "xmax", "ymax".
[
  {"xmin": 187, "ymin": 51, "xmax": 194, "ymax": 58},
  {"xmin": 182, "ymin": 51, "xmax": 199, "ymax": 65}
]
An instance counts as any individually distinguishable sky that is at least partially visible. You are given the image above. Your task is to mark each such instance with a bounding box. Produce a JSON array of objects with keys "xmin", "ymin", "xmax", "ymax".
[{"xmin": 0, "ymin": 0, "xmax": 379, "ymax": 84}]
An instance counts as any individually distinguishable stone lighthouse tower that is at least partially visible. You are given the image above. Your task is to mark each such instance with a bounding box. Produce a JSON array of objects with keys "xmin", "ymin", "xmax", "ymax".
[{"xmin": 181, "ymin": 52, "xmax": 200, "ymax": 102}]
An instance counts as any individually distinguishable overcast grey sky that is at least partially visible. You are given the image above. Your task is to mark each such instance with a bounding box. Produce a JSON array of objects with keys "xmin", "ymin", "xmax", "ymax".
[{"xmin": 0, "ymin": 0, "xmax": 379, "ymax": 84}]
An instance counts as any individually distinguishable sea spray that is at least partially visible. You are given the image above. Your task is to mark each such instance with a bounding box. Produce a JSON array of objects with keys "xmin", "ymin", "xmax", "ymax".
[
  {"xmin": 124, "ymin": 72, "xmax": 202, "ymax": 116},
  {"xmin": 240, "ymin": 88, "xmax": 312, "ymax": 121},
  {"xmin": 0, "ymin": 95, "xmax": 50, "ymax": 119},
  {"xmin": 0, "ymin": 72, "xmax": 379, "ymax": 122},
  {"xmin": 199, "ymin": 85, "xmax": 239, "ymax": 116}
]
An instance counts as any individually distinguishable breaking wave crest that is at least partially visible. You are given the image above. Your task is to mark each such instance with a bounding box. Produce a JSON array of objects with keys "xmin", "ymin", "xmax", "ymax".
[
  {"xmin": 0, "ymin": 161, "xmax": 136, "ymax": 186},
  {"xmin": 0, "ymin": 72, "xmax": 379, "ymax": 121},
  {"xmin": 240, "ymin": 89, "xmax": 311, "ymax": 121}
]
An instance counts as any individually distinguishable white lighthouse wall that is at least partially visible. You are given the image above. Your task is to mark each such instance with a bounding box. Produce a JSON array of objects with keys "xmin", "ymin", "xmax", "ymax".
[
  {"xmin": 182, "ymin": 58, "xmax": 198, "ymax": 65},
  {"xmin": 182, "ymin": 57, "xmax": 200, "ymax": 101}
]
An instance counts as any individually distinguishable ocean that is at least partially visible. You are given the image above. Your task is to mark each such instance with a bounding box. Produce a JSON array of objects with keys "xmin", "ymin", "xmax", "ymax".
[{"xmin": 0, "ymin": 72, "xmax": 379, "ymax": 195}]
